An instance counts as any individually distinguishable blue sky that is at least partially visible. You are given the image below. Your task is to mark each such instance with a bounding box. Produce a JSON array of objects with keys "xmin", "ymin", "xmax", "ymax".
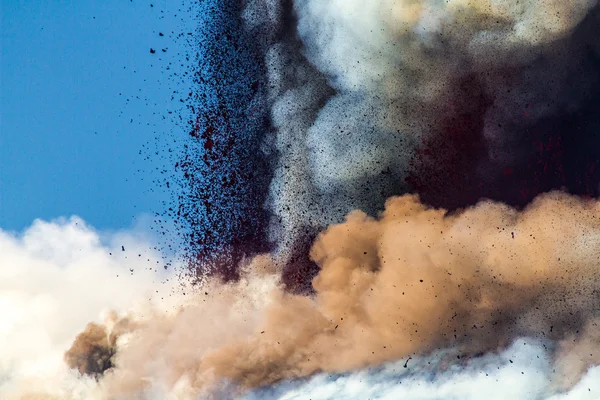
[{"xmin": 1, "ymin": 0, "xmax": 196, "ymax": 232}]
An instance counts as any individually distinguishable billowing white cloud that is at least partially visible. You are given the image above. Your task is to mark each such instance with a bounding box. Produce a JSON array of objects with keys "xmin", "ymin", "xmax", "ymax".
[{"xmin": 0, "ymin": 216, "xmax": 183, "ymax": 399}]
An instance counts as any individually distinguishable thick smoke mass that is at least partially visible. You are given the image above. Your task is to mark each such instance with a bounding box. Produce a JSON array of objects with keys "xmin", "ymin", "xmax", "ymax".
[
  {"xmin": 51, "ymin": 193, "xmax": 600, "ymax": 399},
  {"xmin": 236, "ymin": 0, "xmax": 600, "ymax": 288}
]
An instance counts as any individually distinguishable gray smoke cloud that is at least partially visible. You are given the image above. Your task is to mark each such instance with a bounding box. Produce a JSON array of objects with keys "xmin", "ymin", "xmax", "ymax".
[{"xmin": 244, "ymin": 0, "xmax": 600, "ymax": 266}]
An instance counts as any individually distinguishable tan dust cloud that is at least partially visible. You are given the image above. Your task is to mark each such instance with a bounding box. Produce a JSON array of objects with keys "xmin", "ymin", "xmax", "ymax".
[
  {"xmin": 72, "ymin": 192, "xmax": 600, "ymax": 398},
  {"xmin": 64, "ymin": 311, "xmax": 137, "ymax": 377}
]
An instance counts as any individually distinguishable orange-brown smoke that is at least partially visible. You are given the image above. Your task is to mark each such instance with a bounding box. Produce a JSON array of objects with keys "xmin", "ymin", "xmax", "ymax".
[
  {"xmin": 64, "ymin": 312, "xmax": 136, "ymax": 378},
  {"xmin": 70, "ymin": 192, "xmax": 600, "ymax": 398}
]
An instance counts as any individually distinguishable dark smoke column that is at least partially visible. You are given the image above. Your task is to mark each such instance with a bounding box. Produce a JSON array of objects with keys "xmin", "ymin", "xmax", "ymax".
[{"xmin": 177, "ymin": 1, "xmax": 272, "ymax": 281}]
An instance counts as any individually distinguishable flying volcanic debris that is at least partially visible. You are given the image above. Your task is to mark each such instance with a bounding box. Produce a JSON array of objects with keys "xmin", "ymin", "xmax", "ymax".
[
  {"xmin": 10, "ymin": 0, "xmax": 600, "ymax": 399},
  {"xmin": 181, "ymin": 0, "xmax": 600, "ymax": 291}
]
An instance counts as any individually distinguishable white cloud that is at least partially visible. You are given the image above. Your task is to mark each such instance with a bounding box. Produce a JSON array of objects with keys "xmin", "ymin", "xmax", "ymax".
[{"xmin": 0, "ymin": 216, "xmax": 183, "ymax": 399}]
